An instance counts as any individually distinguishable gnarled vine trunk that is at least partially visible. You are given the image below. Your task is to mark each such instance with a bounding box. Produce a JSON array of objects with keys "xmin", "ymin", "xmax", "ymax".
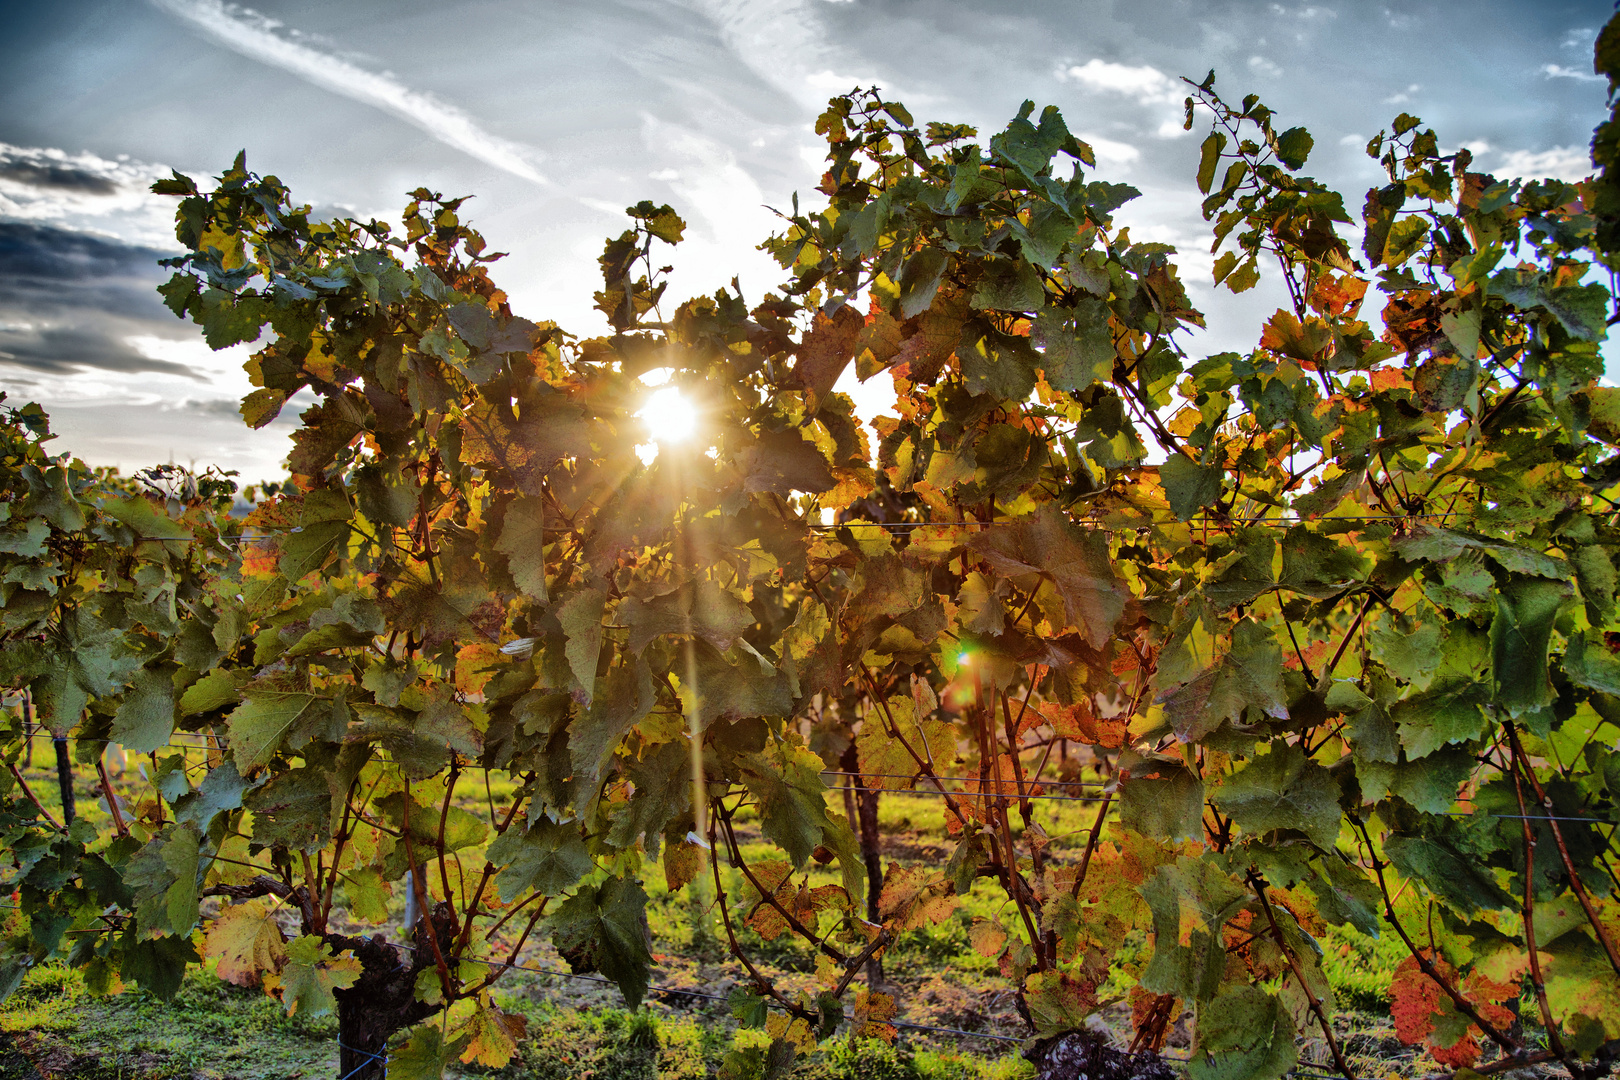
[
  {"xmin": 1024, "ymin": 1032, "xmax": 1176, "ymax": 1080},
  {"xmin": 330, "ymin": 907, "xmax": 452, "ymax": 1080}
]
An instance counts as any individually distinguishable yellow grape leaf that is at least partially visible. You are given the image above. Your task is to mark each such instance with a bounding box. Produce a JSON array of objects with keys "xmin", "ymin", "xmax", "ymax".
[
  {"xmin": 341, "ymin": 866, "xmax": 392, "ymax": 925},
  {"xmin": 266, "ymin": 935, "xmax": 361, "ymax": 1017},
  {"xmin": 459, "ymin": 1000, "xmax": 528, "ymax": 1068},
  {"xmin": 454, "ymin": 642, "xmax": 501, "ymax": 696},
  {"xmin": 663, "ymin": 839, "xmax": 705, "ymax": 892},
  {"xmin": 203, "ymin": 899, "xmax": 286, "ymax": 988}
]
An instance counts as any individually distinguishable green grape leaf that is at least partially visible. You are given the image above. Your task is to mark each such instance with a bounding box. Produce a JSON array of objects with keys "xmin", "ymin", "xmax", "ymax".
[
  {"xmin": 173, "ymin": 759, "xmax": 246, "ymax": 831},
  {"xmin": 271, "ymin": 935, "xmax": 360, "ymax": 1017},
  {"xmin": 1213, "ymin": 742, "xmax": 1341, "ymax": 848},
  {"xmin": 1033, "ymin": 299, "xmax": 1114, "ymax": 392},
  {"xmin": 739, "ymin": 742, "xmax": 837, "ymax": 870},
  {"xmin": 226, "ymin": 691, "xmax": 318, "ymax": 773},
  {"xmin": 1140, "ymin": 856, "xmax": 1249, "ymax": 1003},
  {"xmin": 549, "ymin": 875, "xmax": 653, "ymax": 1008},
  {"xmin": 495, "ymin": 495, "xmax": 549, "ymax": 601},
  {"xmin": 555, "ymin": 586, "xmax": 608, "ymax": 702},
  {"xmin": 110, "ymin": 664, "xmax": 178, "ymax": 754},
  {"xmin": 1491, "ymin": 575, "xmax": 1568, "ymax": 714},
  {"xmin": 486, "ymin": 816, "xmax": 593, "ymax": 901},
  {"xmin": 966, "ymin": 505, "xmax": 1125, "ymax": 649},
  {"xmin": 1119, "ymin": 762, "xmax": 1206, "ymax": 843},
  {"xmin": 387, "ymin": 1022, "xmax": 463, "ymax": 1080},
  {"xmin": 619, "ymin": 582, "xmax": 755, "ymax": 655},
  {"xmin": 1383, "ymin": 832, "xmax": 1514, "ymax": 913},
  {"xmin": 1188, "ymin": 985, "xmax": 1298, "ymax": 1080},
  {"xmin": 119, "ymin": 933, "xmax": 200, "ymax": 1001},
  {"xmin": 1161, "ymin": 453, "xmax": 1224, "ymax": 522},
  {"xmin": 243, "ymin": 768, "xmax": 334, "ymax": 851}
]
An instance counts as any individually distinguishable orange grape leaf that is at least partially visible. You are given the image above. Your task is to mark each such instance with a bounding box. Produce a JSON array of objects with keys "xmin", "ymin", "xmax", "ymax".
[
  {"xmin": 1389, "ymin": 954, "xmax": 1444, "ymax": 1047},
  {"xmin": 878, "ymin": 864, "xmax": 958, "ymax": 931},
  {"xmin": 1039, "ymin": 700, "xmax": 1127, "ymax": 748},
  {"xmin": 970, "ymin": 916, "xmax": 1008, "ymax": 958}
]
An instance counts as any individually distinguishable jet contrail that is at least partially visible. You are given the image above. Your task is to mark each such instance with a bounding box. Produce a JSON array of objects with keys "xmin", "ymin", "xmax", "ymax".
[{"xmin": 150, "ymin": 0, "xmax": 547, "ymax": 185}]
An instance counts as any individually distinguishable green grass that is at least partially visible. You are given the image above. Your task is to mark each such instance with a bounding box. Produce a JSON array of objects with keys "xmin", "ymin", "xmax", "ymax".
[
  {"xmin": 0, "ymin": 958, "xmax": 1040, "ymax": 1080},
  {"xmin": 1, "ymin": 746, "xmax": 1466, "ymax": 1079}
]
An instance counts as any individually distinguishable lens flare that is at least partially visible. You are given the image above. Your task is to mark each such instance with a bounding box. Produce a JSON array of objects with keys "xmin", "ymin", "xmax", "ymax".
[{"xmin": 638, "ymin": 386, "xmax": 696, "ymax": 444}]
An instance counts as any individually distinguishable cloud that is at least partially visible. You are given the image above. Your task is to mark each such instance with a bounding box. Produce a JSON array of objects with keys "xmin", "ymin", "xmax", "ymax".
[
  {"xmin": 0, "ymin": 222, "xmax": 199, "ymax": 380},
  {"xmin": 0, "ymin": 161, "xmax": 117, "ymax": 195},
  {"xmin": 1382, "ymin": 83, "xmax": 1421, "ymax": 105},
  {"xmin": 1081, "ymin": 134, "xmax": 1141, "ymax": 166},
  {"xmin": 149, "ymin": 0, "xmax": 547, "ymax": 185},
  {"xmin": 1541, "ymin": 63, "xmax": 1604, "ymax": 84},
  {"xmin": 0, "ymin": 144, "xmax": 180, "ymax": 248},
  {"xmin": 1248, "ymin": 56, "xmax": 1282, "ymax": 79},
  {"xmin": 1056, "ymin": 59, "xmax": 1181, "ymax": 105},
  {"xmin": 1494, "ymin": 145, "xmax": 1593, "ymax": 183},
  {"xmin": 686, "ymin": 0, "xmax": 876, "ymax": 106},
  {"xmin": 1562, "ymin": 27, "xmax": 1596, "ymax": 51}
]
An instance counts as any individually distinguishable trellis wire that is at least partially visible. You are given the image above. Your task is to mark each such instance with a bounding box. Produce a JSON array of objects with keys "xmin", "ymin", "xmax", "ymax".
[
  {"xmin": 10, "ymin": 735, "xmax": 1618, "ymax": 824},
  {"xmin": 809, "ymin": 512, "xmax": 1462, "ymax": 532},
  {"xmin": 822, "ymin": 769, "xmax": 1109, "ymax": 789}
]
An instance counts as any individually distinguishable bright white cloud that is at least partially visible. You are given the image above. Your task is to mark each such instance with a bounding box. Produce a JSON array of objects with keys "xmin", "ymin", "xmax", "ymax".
[
  {"xmin": 1081, "ymin": 134, "xmax": 1141, "ymax": 166},
  {"xmin": 1542, "ymin": 63, "xmax": 1604, "ymax": 84},
  {"xmin": 1248, "ymin": 56, "xmax": 1283, "ymax": 79},
  {"xmin": 0, "ymin": 144, "xmax": 178, "ymax": 248},
  {"xmin": 1494, "ymin": 145, "xmax": 1593, "ymax": 183},
  {"xmin": 149, "ymin": 0, "xmax": 547, "ymax": 185},
  {"xmin": 1057, "ymin": 59, "xmax": 1181, "ymax": 105}
]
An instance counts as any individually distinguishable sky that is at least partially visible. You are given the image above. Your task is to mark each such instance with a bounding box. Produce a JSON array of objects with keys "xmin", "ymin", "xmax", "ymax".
[{"xmin": 0, "ymin": 0, "xmax": 1613, "ymax": 483}]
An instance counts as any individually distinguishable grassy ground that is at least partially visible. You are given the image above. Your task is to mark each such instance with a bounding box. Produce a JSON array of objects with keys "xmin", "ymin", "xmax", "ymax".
[{"xmin": 0, "ymin": 740, "xmax": 1553, "ymax": 1080}]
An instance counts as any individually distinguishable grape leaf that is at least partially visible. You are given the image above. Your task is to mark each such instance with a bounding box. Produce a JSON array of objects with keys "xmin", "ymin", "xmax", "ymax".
[
  {"xmin": 204, "ymin": 899, "xmax": 287, "ymax": 987},
  {"xmin": 1188, "ymin": 985, "xmax": 1298, "ymax": 1080},
  {"xmin": 119, "ymin": 934, "xmax": 200, "ymax": 1001},
  {"xmin": 1119, "ymin": 761, "xmax": 1205, "ymax": 843},
  {"xmin": 555, "ymin": 586, "xmax": 608, "ymax": 701},
  {"xmin": 1161, "ymin": 454, "xmax": 1223, "ymax": 521},
  {"xmin": 485, "ymin": 816, "xmax": 593, "ymax": 901},
  {"xmin": 388, "ymin": 1023, "xmax": 462, "ymax": 1080},
  {"xmin": 1140, "ymin": 856, "xmax": 1249, "ymax": 1003},
  {"xmin": 459, "ymin": 1001, "xmax": 528, "ymax": 1068},
  {"xmin": 1491, "ymin": 574, "xmax": 1568, "ymax": 714},
  {"xmin": 226, "ymin": 691, "xmax": 318, "ymax": 773},
  {"xmin": 1213, "ymin": 742, "xmax": 1341, "ymax": 848},
  {"xmin": 549, "ymin": 875, "xmax": 653, "ymax": 1008},
  {"xmin": 110, "ymin": 664, "xmax": 178, "ymax": 754},
  {"xmin": 269, "ymin": 935, "xmax": 361, "ymax": 1017},
  {"xmin": 966, "ymin": 505, "xmax": 1125, "ymax": 648},
  {"xmin": 495, "ymin": 496, "xmax": 548, "ymax": 602}
]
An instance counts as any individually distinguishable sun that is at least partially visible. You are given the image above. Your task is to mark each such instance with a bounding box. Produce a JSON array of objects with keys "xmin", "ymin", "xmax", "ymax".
[{"xmin": 634, "ymin": 385, "xmax": 697, "ymax": 462}]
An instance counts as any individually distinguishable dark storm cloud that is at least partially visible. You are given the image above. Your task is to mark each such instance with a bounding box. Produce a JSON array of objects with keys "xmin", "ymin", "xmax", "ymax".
[
  {"xmin": 0, "ymin": 221, "xmax": 200, "ymax": 380},
  {"xmin": 0, "ymin": 160, "xmax": 119, "ymax": 195}
]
